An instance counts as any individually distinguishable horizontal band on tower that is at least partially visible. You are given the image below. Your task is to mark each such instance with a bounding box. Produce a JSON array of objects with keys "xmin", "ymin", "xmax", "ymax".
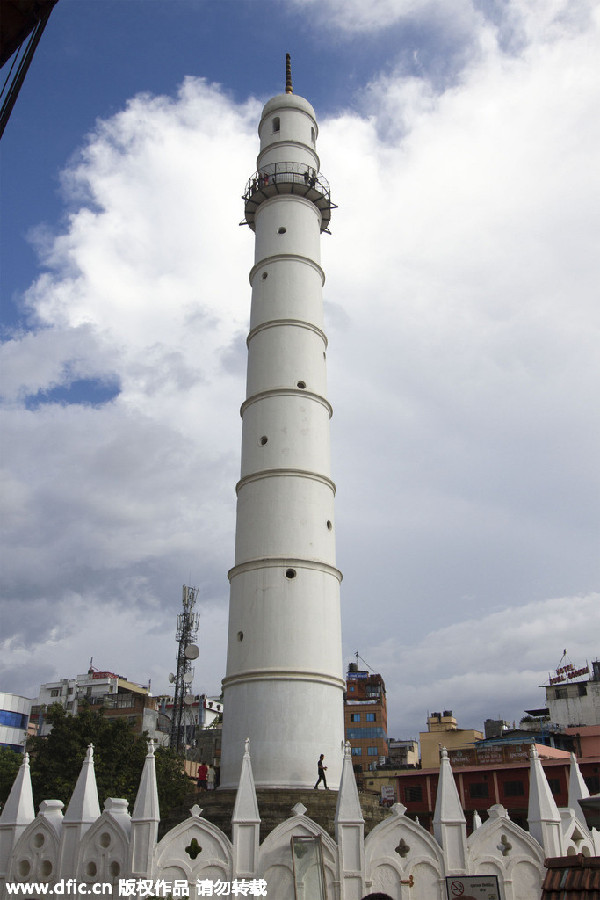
[
  {"xmin": 241, "ymin": 387, "xmax": 333, "ymax": 418},
  {"xmin": 247, "ymin": 318, "xmax": 328, "ymax": 349},
  {"xmin": 235, "ymin": 467, "xmax": 336, "ymax": 496},
  {"xmin": 249, "ymin": 254, "xmax": 325, "ymax": 286},
  {"xmin": 256, "ymin": 140, "xmax": 321, "ymax": 173},
  {"xmin": 228, "ymin": 556, "xmax": 343, "ymax": 583},
  {"xmin": 222, "ymin": 668, "xmax": 346, "ymax": 691}
]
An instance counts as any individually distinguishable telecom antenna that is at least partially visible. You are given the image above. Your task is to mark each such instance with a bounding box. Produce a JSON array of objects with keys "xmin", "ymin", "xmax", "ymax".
[{"xmin": 170, "ymin": 585, "xmax": 199, "ymax": 751}]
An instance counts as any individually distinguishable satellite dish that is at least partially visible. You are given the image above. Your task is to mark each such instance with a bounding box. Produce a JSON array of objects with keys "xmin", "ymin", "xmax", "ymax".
[
  {"xmin": 184, "ymin": 644, "xmax": 199, "ymax": 660},
  {"xmin": 168, "ymin": 673, "xmax": 176, "ymax": 683},
  {"xmin": 183, "ymin": 694, "xmax": 195, "ymax": 706},
  {"xmin": 183, "ymin": 672, "xmax": 193, "ymax": 684}
]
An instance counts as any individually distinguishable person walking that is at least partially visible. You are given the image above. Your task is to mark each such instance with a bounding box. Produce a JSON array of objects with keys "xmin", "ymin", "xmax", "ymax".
[
  {"xmin": 314, "ymin": 753, "xmax": 328, "ymax": 789},
  {"xmin": 197, "ymin": 761, "xmax": 208, "ymax": 791}
]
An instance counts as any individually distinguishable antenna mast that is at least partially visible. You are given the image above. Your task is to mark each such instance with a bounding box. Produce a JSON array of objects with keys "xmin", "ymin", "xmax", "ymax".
[{"xmin": 170, "ymin": 585, "xmax": 199, "ymax": 752}]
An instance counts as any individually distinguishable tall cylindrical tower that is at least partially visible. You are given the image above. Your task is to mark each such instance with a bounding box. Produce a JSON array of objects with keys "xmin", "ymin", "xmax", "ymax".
[{"xmin": 220, "ymin": 65, "xmax": 344, "ymax": 790}]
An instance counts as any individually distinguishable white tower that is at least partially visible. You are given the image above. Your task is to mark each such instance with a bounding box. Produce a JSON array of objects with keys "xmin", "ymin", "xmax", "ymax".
[{"xmin": 220, "ymin": 58, "xmax": 344, "ymax": 790}]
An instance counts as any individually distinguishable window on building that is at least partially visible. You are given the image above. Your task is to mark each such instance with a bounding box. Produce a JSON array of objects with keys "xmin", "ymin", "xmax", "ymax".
[
  {"xmin": 351, "ymin": 747, "xmax": 362, "ymax": 756},
  {"xmin": 504, "ymin": 780, "xmax": 525, "ymax": 797},
  {"xmin": 578, "ymin": 683, "xmax": 587, "ymax": 696},
  {"xmin": 405, "ymin": 786, "xmax": 422, "ymax": 802},
  {"xmin": 350, "ymin": 713, "xmax": 361, "ymax": 722},
  {"xmin": 346, "ymin": 727, "xmax": 386, "ymax": 740},
  {"xmin": 50, "ymin": 689, "xmax": 59, "ymax": 697},
  {"xmin": 584, "ymin": 775, "xmax": 600, "ymax": 794},
  {"xmin": 272, "ymin": 117, "xmax": 280, "ymax": 133},
  {"xmin": 469, "ymin": 783, "xmax": 489, "ymax": 799},
  {"xmin": 366, "ymin": 713, "xmax": 376, "ymax": 722},
  {"xmin": 349, "ymin": 686, "xmax": 355, "ymax": 692},
  {"xmin": 554, "ymin": 688, "xmax": 567, "ymax": 700},
  {"xmin": 547, "ymin": 778, "xmax": 561, "ymax": 795},
  {"xmin": 0, "ymin": 710, "xmax": 28, "ymax": 730},
  {"xmin": 368, "ymin": 747, "xmax": 378, "ymax": 756}
]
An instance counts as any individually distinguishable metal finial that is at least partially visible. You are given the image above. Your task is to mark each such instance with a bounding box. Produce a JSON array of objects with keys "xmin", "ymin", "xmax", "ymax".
[{"xmin": 286, "ymin": 53, "xmax": 293, "ymax": 94}]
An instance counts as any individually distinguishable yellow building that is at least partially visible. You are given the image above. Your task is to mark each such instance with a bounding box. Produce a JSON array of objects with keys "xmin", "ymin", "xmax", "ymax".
[{"xmin": 420, "ymin": 710, "xmax": 483, "ymax": 768}]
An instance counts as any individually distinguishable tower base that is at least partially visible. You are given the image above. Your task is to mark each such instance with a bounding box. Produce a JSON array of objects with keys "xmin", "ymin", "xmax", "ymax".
[{"xmin": 159, "ymin": 787, "xmax": 391, "ymax": 843}]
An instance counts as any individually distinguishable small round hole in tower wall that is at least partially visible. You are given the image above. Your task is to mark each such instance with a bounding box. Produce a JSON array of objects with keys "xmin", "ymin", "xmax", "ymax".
[
  {"xmin": 278, "ymin": 227, "xmax": 287, "ymax": 234},
  {"xmin": 260, "ymin": 436, "xmax": 268, "ymax": 445},
  {"xmin": 327, "ymin": 520, "xmax": 332, "ymax": 531},
  {"xmin": 297, "ymin": 381, "xmax": 306, "ymax": 389},
  {"xmin": 285, "ymin": 569, "xmax": 296, "ymax": 579},
  {"xmin": 262, "ymin": 271, "xmax": 268, "ymax": 279},
  {"xmin": 237, "ymin": 631, "xmax": 244, "ymax": 642}
]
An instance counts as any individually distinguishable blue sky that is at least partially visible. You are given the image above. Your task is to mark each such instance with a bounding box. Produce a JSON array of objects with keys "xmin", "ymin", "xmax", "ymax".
[{"xmin": 1, "ymin": 0, "xmax": 599, "ymax": 744}]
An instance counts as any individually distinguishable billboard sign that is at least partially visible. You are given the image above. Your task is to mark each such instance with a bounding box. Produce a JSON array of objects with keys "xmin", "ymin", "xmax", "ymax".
[{"xmin": 445, "ymin": 875, "xmax": 501, "ymax": 899}]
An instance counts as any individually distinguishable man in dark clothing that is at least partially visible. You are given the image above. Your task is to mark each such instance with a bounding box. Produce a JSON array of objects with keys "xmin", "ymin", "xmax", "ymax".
[{"xmin": 314, "ymin": 753, "xmax": 328, "ymax": 789}]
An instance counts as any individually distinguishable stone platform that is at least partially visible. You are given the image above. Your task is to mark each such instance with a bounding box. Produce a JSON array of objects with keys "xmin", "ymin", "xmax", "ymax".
[{"xmin": 159, "ymin": 788, "xmax": 391, "ymax": 842}]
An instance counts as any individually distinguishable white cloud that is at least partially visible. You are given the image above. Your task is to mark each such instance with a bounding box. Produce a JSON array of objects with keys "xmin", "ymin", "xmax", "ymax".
[{"xmin": 367, "ymin": 592, "xmax": 600, "ymax": 738}]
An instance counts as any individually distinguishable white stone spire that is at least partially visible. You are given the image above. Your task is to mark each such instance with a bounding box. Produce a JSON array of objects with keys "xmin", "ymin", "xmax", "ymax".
[
  {"xmin": 433, "ymin": 748, "xmax": 467, "ymax": 871},
  {"xmin": 0, "ymin": 752, "xmax": 34, "ymax": 827},
  {"xmin": 0, "ymin": 753, "xmax": 35, "ymax": 882},
  {"xmin": 527, "ymin": 745, "xmax": 562, "ymax": 857},
  {"xmin": 231, "ymin": 739, "xmax": 260, "ymax": 879},
  {"xmin": 220, "ymin": 68, "xmax": 344, "ymax": 789},
  {"xmin": 335, "ymin": 741, "xmax": 365, "ymax": 899},
  {"xmin": 60, "ymin": 744, "xmax": 100, "ymax": 877},
  {"xmin": 567, "ymin": 751, "xmax": 590, "ymax": 821},
  {"xmin": 130, "ymin": 740, "xmax": 159, "ymax": 877}
]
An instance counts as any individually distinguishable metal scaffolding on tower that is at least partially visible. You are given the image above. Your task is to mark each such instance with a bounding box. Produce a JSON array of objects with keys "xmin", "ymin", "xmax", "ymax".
[{"xmin": 169, "ymin": 585, "xmax": 199, "ymax": 752}]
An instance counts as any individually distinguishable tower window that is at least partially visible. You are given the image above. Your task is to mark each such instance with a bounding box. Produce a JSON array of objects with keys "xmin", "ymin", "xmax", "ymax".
[
  {"xmin": 297, "ymin": 381, "xmax": 306, "ymax": 389},
  {"xmin": 326, "ymin": 520, "xmax": 332, "ymax": 530},
  {"xmin": 259, "ymin": 436, "xmax": 268, "ymax": 446},
  {"xmin": 311, "ymin": 126, "xmax": 315, "ymax": 143},
  {"xmin": 237, "ymin": 631, "xmax": 244, "ymax": 642},
  {"xmin": 262, "ymin": 271, "xmax": 268, "ymax": 280},
  {"xmin": 273, "ymin": 117, "xmax": 280, "ymax": 133},
  {"xmin": 278, "ymin": 227, "xmax": 287, "ymax": 235},
  {"xmin": 285, "ymin": 568, "xmax": 296, "ymax": 579}
]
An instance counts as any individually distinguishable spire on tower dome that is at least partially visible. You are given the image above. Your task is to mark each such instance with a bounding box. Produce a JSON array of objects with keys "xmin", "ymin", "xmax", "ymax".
[{"xmin": 285, "ymin": 53, "xmax": 293, "ymax": 93}]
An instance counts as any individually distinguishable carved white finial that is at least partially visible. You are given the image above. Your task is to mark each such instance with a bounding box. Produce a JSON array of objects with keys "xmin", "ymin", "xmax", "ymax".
[
  {"xmin": 147, "ymin": 739, "xmax": 155, "ymax": 757},
  {"xmin": 440, "ymin": 746, "xmax": 448, "ymax": 760},
  {"xmin": 190, "ymin": 804, "xmax": 202, "ymax": 818},
  {"xmin": 244, "ymin": 737, "xmax": 250, "ymax": 757},
  {"xmin": 530, "ymin": 744, "xmax": 539, "ymax": 760},
  {"xmin": 344, "ymin": 740, "xmax": 352, "ymax": 759},
  {"xmin": 86, "ymin": 743, "xmax": 94, "ymax": 760}
]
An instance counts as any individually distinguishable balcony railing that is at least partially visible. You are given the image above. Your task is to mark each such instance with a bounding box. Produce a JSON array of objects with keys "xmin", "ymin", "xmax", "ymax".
[{"xmin": 242, "ymin": 161, "xmax": 335, "ymax": 232}]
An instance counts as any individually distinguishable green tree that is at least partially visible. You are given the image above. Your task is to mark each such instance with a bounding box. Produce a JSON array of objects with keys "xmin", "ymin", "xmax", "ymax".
[
  {"xmin": 27, "ymin": 704, "xmax": 189, "ymax": 816},
  {"xmin": 0, "ymin": 746, "xmax": 23, "ymax": 806}
]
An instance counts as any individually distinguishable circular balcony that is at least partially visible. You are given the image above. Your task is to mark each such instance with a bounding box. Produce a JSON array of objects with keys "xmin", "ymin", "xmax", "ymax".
[{"xmin": 242, "ymin": 162, "xmax": 335, "ymax": 233}]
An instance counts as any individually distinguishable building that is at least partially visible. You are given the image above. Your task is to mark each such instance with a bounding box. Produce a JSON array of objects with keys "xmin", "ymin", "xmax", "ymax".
[
  {"xmin": 420, "ymin": 710, "xmax": 483, "ymax": 769},
  {"xmin": 220, "ymin": 57, "xmax": 344, "ymax": 790},
  {"xmin": 395, "ymin": 740, "xmax": 600, "ymax": 833},
  {"xmin": 387, "ymin": 738, "xmax": 419, "ymax": 768},
  {"xmin": 29, "ymin": 668, "xmax": 160, "ymax": 741},
  {"xmin": 0, "ymin": 693, "xmax": 31, "ymax": 753},
  {"xmin": 544, "ymin": 658, "xmax": 600, "ymax": 727},
  {"xmin": 344, "ymin": 664, "xmax": 388, "ymax": 772}
]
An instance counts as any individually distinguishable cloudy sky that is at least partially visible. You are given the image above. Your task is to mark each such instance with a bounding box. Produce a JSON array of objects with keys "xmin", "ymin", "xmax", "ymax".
[{"xmin": 1, "ymin": 0, "xmax": 599, "ymax": 745}]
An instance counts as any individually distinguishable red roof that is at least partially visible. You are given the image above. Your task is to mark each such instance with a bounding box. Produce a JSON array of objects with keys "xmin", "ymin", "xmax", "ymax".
[{"xmin": 541, "ymin": 854, "xmax": 600, "ymax": 899}]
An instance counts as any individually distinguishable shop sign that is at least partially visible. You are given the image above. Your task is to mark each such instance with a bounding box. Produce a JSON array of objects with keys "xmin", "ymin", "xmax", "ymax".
[{"xmin": 549, "ymin": 662, "xmax": 589, "ymax": 685}]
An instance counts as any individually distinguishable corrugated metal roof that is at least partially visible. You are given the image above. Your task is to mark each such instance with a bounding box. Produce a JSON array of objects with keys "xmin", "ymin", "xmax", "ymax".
[{"xmin": 541, "ymin": 854, "xmax": 600, "ymax": 899}]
